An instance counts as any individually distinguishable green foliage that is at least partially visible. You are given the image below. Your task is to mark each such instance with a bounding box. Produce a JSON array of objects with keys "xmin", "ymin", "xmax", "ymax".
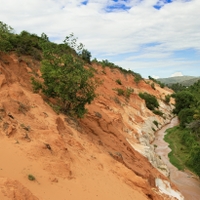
[
  {"xmin": 187, "ymin": 119, "xmax": 200, "ymax": 138},
  {"xmin": 81, "ymin": 49, "xmax": 91, "ymax": 64},
  {"xmin": 173, "ymin": 91, "xmax": 196, "ymax": 115},
  {"xmin": 114, "ymin": 88, "xmax": 124, "ymax": 96},
  {"xmin": 170, "ymin": 79, "xmax": 200, "ymax": 177},
  {"xmin": 0, "ymin": 21, "xmax": 14, "ymax": 34},
  {"xmin": 114, "ymin": 87, "xmax": 133, "ymax": 99},
  {"xmin": 0, "ymin": 21, "xmax": 14, "ymax": 52},
  {"xmin": 164, "ymin": 127, "xmax": 189, "ymax": 171},
  {"xmin": 151, "ymin": 83, "xmax": 155, "ymax": 90},
  {"xmin": 165, "ymin": 125, "xmax": 200, "ymax": 177},
  {"xmin": 187, "ymin": 145, "xmax": 200, "ymax": 177},
  {"xmin": 168, "ymin": 83, "xmax": 186, "ymax": 93},
  {"xmin": 148, "ymin": 76, "xmax": 165, "ymax": 88},
  {"xmin": 139, "ymin": 92, "xmax": 159, "ymax": 111},
  {"xmin": 31, "ymin": 77, "xmax": 43, "ymax": 93},
  {"xmin": 153, "ymin": 120, "xmax": 159, "ymax": 127},
  {"xmin": 178, "ymin": 108, "xmax": 195, "ymax": 128},
  {"xmin": 93, "ymin": 59, "xmax": 143, "ymax": 82},
  {"xmin": 115, "ymin": 79, "xmax": 122, "ymax": 85},
  {"xmin": 153, "ymin": 109, "xmax": 163, "ymax": 117},
  {"xmin": 0, "ymin": 22, "xmax": 42, "ymax": 59},
  {"xmin": 164, "ymin": 94, "xmax": 171, "ymax": 104},
  {"xmin": 40, "ymin": 41, "xmax": 97, "ymax": 118},
  {"xmin": 134, "ymin": 72, "xmax": 143, "ymax": 84},
  {"xmin": 125, "ymin": 87, "xmax": 134, "ymax": 99},
  {"xmin": 28, "ymin": 174, "xmax": 36, "ymax": 181}
]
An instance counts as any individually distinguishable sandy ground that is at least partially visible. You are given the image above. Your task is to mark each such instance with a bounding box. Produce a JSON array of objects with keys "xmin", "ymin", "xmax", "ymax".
[
  {"xmin": 0, "ymin": 134, "xmax": 149, "ymax": 200},
  {"xmin": 0, "ymin": 53, "xmax": 179, "ymax": 200}
]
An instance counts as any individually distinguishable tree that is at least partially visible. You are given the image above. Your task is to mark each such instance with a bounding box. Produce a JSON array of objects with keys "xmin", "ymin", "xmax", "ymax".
[
  {"xmin": 0, "ymin": 21, "xmax": 14, "ymax": 34},
  {"xmin": 41, "ymin": 41, "xmax": 97, "ymax": 118},
  {"xmin": 0, "ymin": 21, "xmax": 14, "ymax": 52},
  {"xmin": 178, "ymin": 108, "xmax": 195, "ymax": 128},
  {"xmin": 81, "ymin": 49, "xmax": 91, "ymax": 63},
  {"xmin": 173, "ymin": 91, "xmax": 196, "ymax": 115}
]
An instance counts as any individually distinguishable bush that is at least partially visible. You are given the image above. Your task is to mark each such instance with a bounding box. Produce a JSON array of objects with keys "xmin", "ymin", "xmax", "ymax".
[
  {"xmin": 115, "ymin": 79, "xmax": 122, "ymax": 85},
  {"xmin": 153, "ymin": 109, "xmax": 163, "ymax": 117},
  {"xmin": 153, "ymin": 120, "xmax": 159, "ymax": 127},
  {"xmin": 178, "ymin": 108, "xmax": 195, "ymax": 128},
  {"xmin": 125, "ymin": 87, "xmax": 134, "ymax": 99},
  {"xmin": 114, "ymin": 88, "xmax": 124, "ymax": 96},
  {"xmin": 134, "ymin": 72, "xmax": 143, "ymax": 84},
  {"xmin": 164, "ymin": 94, "xmax": 171, "ymax": 104},
  {"xmin": 151, "ymin": 83, "xmax": 155, "ymax": 90},
  {"xmin": 139, "ymin": 92, "xmax": 159, "ymax": 110},
  {"xmin": 81, "ymin": 49, "xmax": 91, "ymax": 63},
  {"xmin": 114, "ymin": 87, "xmax": 133, "ymax": 99}
]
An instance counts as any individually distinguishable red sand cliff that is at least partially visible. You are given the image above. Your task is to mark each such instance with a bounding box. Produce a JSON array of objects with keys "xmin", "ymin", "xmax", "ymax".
[{"xmin": 0, "ymin": 53, "xmax": 180, "ymax": 200}]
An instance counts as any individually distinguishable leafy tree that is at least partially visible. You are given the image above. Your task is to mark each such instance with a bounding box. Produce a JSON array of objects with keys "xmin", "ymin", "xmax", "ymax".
[
  {"xmin": 0, "ymin": 21, "xmax": 14, "ymax": 52},
  {"xmin": 168, "ymin": 83, "xmax": 186, "ymax": 93},
  {"xmin": 173, "ymin": 91, "xmax": 196, "ymax": 115},
  {"xmin": 178, "ymin": 108, "xmax": 195, "ymax": 128},
  {"xmin": 81, "ymin": 49, "xmax": 91, "ymax": 63},
  {"xmin": 0, "ymin": 21, "xmax": 14, "ymax": 33},
  {"xmin": 40, "ymin": 40, "xmax": 97, "ymax": 118}
]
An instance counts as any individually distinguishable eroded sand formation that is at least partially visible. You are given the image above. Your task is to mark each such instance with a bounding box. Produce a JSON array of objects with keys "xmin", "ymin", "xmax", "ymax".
[{"xmin": 0, "ymin": 53, "xmax": 183, "ymax": 200}]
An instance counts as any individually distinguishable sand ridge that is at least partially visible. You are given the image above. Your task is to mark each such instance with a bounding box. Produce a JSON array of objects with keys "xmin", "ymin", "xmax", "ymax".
[{"xmin": 0, "ymin": 53, "xmax": 179, "ymax": 200}]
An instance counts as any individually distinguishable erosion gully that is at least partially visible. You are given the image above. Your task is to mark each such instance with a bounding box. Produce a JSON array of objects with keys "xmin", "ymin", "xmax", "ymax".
[{"xmin": 152, "ymin": 117, "xmax": 200, "ymax": 200}]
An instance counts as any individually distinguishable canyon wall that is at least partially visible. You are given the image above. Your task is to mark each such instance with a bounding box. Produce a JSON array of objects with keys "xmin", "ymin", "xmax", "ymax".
[{"xmin": 0, "ymin": 53, "xmax": 183, "ymax": 200}]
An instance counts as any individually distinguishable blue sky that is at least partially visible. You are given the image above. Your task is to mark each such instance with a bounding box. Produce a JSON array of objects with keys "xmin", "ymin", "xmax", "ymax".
[{"xmin": 0, "ymin": 0, "xmax": 200, "ymax": 78}]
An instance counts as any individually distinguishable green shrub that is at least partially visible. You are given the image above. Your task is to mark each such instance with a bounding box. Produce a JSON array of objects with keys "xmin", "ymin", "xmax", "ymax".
[
  {"xmin": 113, "ymin": 87, "xmax": 133, "ymax": 99},
  {"xmin": 153, "ymin": 109, "xmax": 163, "ymax": 117},
  {"xmin": 151, "ymin": 83, "xmax": 155, "ymax": 90},
  {"xmin": 164, "ymin": 94, "xmax": 171, "ymax": 104},
  {"xmin": 153, "ymin": 120, "xmax": 159, "ymax": 127},
  {"xmin": 81, "ymin": 49, "xmax": 91, "ymax": 63},
  {"xmin": 139, "ymin": 92, "xmax": 159, "ymax": 110},
  {"xmin": 114, "ymin": 88, "xmax": 124, "ymax": 96},
  {"xmin": 125, "ymin": 87, "xmax": 134, "ymax": 99},
  {"xmin": 134, "ymin": 73, "xmax": 143, "ymax": 84},
  {"xmin": 31, "ymin": 77, "xmax": 43, "ymax": 93},
  {"xmin": 116, "ymin": 79, "xmax": 122, "ymax": 85},
  {"xmin": 28, "ymin": 174, "xmax": 35, "ymax": 181}
]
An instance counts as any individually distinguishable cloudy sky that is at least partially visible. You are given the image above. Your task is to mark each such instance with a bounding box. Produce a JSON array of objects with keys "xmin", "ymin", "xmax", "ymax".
[{"xmin": 1, "ymin": 0, "xmax": 200, "ymax": 78}]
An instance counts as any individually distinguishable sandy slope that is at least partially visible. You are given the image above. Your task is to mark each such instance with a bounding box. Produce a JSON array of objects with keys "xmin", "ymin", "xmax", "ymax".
[{"xmin": 0, "ymin": 53, "xmax": 179, "ymax": 200}]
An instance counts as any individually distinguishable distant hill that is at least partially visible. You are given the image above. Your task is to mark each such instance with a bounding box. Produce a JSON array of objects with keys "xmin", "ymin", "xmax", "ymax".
[{"xmin": 158, "ymin": 76, "xmax": 200, "ymax": 87}]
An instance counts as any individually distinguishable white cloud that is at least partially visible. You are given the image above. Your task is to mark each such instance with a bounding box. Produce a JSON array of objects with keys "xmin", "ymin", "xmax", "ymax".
[
  {"xmin": 0, "ymin": 0, "xmax": 200, "ymax": 77},
  {"xmin": 152, "ymin": 75, "xmax": 160, "ymax": 79},
  {"xmin": 170, "ymin": 72, "xmax": 184, "ymax": 77}
]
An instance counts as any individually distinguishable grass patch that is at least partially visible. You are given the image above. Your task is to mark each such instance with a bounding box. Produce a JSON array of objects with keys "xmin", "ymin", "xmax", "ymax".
[{"xmin": 164, "ymin": 126, "xmax": 192, "ymax": 171}]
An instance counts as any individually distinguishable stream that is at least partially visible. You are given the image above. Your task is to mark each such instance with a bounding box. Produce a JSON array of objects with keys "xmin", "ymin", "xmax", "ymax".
[{"xmin": 153, "ymin": 117, "xmax": 200, "ymax": 200}]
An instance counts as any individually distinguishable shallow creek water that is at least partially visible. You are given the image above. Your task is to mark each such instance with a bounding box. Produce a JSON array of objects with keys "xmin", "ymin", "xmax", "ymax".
[{"xmin": 153, "ymin": 117, "xmax": 200, "ymax": 200}]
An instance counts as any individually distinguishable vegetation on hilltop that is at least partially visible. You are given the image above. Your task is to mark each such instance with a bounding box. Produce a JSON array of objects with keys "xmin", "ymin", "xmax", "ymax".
[
  {"xmin": 158, "ymin": 76, "xmax": 200, "ymax": 92},
  {"xmin": 148, "ymin": 76, "xmax": 165, "ymax": 88},
  {"xmin": 0, "ymin": 21, "xmax": 97, "ymax": 118},
  {"xmin": 0, "ymin": 21, "xmax": 145, "ymax": 118}
]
